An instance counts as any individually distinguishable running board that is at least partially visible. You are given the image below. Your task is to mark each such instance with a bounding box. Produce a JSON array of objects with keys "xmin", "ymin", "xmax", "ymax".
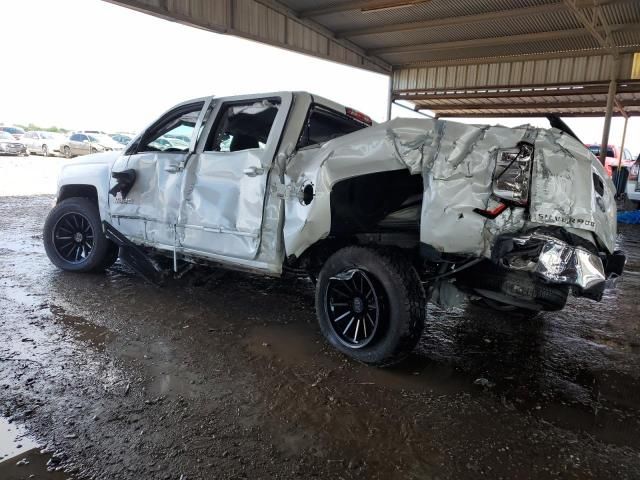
[{"xmin": 102, "ymin": 221, "xmax": 165, "ymax": 285}]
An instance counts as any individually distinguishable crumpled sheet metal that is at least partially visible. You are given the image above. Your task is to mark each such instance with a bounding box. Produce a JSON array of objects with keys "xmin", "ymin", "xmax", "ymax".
[
  {"xmin": 529, "ymin": 129, "xmax": 616, "ymax": 254},
  {"xmin": 536, "ymin": 239, "xmax": 606, "ymax": 293},
  {"xmin": 284, "ymin": 117, "xmax": 615, "ymax": 260}
]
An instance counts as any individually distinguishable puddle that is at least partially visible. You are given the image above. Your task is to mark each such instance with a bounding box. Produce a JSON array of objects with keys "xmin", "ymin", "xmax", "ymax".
[
  {"xmin": 0, "ymin": 417, "xmax": 38, "ymax": 462},
  {"xmin": 0, "ymin": 418, "xmax": 68, "ymax": 479}
]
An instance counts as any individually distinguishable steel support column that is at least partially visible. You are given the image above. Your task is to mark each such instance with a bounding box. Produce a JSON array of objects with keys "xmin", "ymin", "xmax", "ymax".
[
  {"xmin": 600, "ymin": 59, "xmax": 619, "ymax": 164},
  {"xmin": 614, "ymin": 114, "xmax": 629, "ymax": 193},
  {"xmin": 386, "ymin": 72, "xmax": 393, "ymax": 121}
]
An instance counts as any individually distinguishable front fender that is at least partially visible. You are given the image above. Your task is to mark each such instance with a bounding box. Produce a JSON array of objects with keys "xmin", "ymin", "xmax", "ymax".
[{"xmin": 57, "ymin": 151, "xmax": 120, "ymax": 221}]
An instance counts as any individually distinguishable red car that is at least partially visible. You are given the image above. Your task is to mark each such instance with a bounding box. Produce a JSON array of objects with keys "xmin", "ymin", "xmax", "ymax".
[{"xmin": 585, "ymin": 143, "xmax": 635, "ymax": 177}]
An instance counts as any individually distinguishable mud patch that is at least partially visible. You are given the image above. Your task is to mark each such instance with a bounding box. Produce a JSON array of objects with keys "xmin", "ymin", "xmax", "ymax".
[{"xmin": 1, "ymin": 194, "xmax": 640, "ymax": 479}]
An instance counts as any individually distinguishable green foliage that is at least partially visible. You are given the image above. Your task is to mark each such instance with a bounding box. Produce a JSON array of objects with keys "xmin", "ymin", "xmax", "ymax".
[{"xmin": 16, "ymin": 123, "xmax": 70, "ymax": 133}]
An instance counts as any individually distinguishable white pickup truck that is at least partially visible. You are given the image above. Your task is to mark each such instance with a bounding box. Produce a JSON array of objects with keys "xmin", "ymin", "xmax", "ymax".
[{"xmin": 43, "ymin": 91, "xmax": 625, "ymax": 366}]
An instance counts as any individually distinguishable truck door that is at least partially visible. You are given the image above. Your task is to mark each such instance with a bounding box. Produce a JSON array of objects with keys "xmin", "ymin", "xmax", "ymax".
[
  {"xmin": 178, "ymin": 93, "xmax": 292, "ymax": 260},
  {"xmin": 108, "ymin": 99, "xmax": 210, "ymax": 251}
]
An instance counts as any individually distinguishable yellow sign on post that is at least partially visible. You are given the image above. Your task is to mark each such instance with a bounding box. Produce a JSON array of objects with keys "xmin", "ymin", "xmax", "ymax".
[{"xmin": 632, "ymin": 52, "xmax": 640, "ymax": 79}]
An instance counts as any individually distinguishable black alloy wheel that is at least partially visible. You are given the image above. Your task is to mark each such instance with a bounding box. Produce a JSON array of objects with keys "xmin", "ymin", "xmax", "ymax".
[
  {"xmin": 52, "ymin": 212, "xmax": 94, "ymax": 264},
  {"xmin": 325, "ymin": 268, "xmax": 383, "ymax": 349},
  {"xmin": 43, "ymin": 197, "xmax": 119, "ymax": 273},
  {"xmin": 315, "ymin": 246, "xmax": 426, "ymax": 366}
]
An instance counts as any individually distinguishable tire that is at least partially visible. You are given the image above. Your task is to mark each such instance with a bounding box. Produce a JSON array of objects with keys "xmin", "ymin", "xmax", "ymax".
[
  {"xmin": 43, "ymin": 197, "xmax": 118, "ymax": 273},
  {"xmin": 42, "ymin": 144, "xmax": 49, "ymax": 157},
  {"xmin": 63, "ymin": 146, "xmax": 71, "ymax": 158},
  {"xmin": 315, "ymin": 246, "xmax": 426, "ymax": 366},
  {"xmin": 90, "ymin": 147, "xmax": 97, "ymax": 154}
]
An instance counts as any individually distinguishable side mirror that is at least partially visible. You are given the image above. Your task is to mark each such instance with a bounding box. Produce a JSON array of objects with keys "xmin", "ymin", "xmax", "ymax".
[{"xmin": 83, "ymin": 139, "xmax": 89, "ymax": 143}]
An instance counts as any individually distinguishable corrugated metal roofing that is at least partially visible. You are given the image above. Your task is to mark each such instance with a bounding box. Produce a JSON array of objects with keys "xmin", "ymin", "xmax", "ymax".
[{"xmin": 106, "ymin": 0, "xmax": 640, "ymax": 116}]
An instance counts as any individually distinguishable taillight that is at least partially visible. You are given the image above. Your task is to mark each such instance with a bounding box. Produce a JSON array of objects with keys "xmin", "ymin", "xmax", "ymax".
[
  {"xmin": 492, "ymin": 143, "xmax": 533, "ymax": 206},
  {"xmin": 630, "ymin": 162, "xmax": 640, "ymax": 181},
  {"xmin": 345, "ymin": 107, "xmax": 373, "ymax": 126}
]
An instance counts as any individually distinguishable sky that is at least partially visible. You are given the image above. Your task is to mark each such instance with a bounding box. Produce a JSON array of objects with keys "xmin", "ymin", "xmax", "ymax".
[{"xmin": 0, "ymin": 0, "xmax": 637, "ymax": 155}]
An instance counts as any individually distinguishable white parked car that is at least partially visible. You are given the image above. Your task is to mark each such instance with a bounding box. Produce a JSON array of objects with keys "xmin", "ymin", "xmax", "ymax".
[
  {"xmin": 0, "ymin": 131, "xmax": 27, "ymax": 155},
  {"xmin": 60, "ymin": 133, "xmax": 123, "ymax": 158},
  {"xmin": 22, "ymin": 131, "xmax": 66, "ymax": 156},
  {"xmin": 43, "ymin": 92, "xmax": 625, "ymax": 366},
  {"xmin": 627, "ymin": 155, "xmax": 640, "ymax": 207}
]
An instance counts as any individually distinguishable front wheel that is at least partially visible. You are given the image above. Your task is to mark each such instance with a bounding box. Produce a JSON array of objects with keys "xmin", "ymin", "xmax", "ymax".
[
  {"xmin": 42, "ymin": 144, "xmax": 49, "ymax": 157},
  {"xmin": 44, "ymin": 197, "xmax": 118, "ymax": 273},
  {"xmin": 315, "ymin": 246, "xmax": 426, "ymax": 366},
  {"xmin": 63, "ymin": 146, "xmax": 71, "ymax": 158}
]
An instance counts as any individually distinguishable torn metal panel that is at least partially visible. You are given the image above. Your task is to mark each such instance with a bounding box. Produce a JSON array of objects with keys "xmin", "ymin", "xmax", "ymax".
[
  {"xmin": 284, "ymin": 117, "xmax": 616, "ymax": 260},
  {"xmin": 528, "ymin": 129, "xmax": 616, "ymax": 253}
]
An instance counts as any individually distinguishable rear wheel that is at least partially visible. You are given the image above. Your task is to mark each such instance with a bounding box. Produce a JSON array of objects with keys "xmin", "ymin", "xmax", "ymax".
[
  {"xmin": 42, "ymin": 144, "xmax": 49, "ymax": 157},
  {"xmin": 44, "ymin": 197, "xmax": 118, "ymax": 272},
  {"xmin": 315, "ymin": 246, "xmax": 426, "ymax": 366}
]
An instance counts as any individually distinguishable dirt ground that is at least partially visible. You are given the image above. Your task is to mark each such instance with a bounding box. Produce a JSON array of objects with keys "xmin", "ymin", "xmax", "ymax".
[{"xmin": 1, "ymin": 165, "xmax": 640, "ymax": 478}]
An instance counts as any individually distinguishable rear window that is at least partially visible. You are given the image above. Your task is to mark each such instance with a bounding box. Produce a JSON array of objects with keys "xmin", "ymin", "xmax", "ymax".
[
  {"xmin": 298, "ymin": 106, "xmax": 367, "ymax": 148},
  {"xmin": 1, "ymin": 126, "xmax": 25, "ymax": 135},
  {"xmin": 588, "ymin": 145, "xmax": 615, "ymax": 158}
]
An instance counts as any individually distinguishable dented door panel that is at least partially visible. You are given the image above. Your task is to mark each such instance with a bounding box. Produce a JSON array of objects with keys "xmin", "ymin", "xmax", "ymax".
[
  {"xmin": 177, "ymin": 93, "xmax": 293, "ymax": 261},
  {"xmin": 108, "ymin": 99, "xmax": 210, "ymax": 250},
  {"xmin": 178, "ymin": 150, "xmax": 264, "ymax": 258},
  {"xmin": 110, "ymin": 151, "xmax": 189, "ymax": 248}
]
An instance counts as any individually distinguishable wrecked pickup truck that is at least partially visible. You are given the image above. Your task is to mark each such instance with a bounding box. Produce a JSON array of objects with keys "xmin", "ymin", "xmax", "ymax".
[{"xmin": 44, "ymin": 91, "xmax": 625, "ymax": 366}]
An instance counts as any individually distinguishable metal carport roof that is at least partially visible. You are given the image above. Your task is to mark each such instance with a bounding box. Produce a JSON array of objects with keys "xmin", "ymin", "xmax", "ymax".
[{"xmin": 104, "ymin": 0, "xmax": 640, "ymax": 156}]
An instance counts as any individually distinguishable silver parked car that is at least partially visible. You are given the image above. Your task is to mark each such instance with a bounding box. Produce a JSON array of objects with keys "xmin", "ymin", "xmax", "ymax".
[
  {"xmin": 22, "ymin": 131, "xmax": 66, "ymax": 157},
  {"xmin": 43, "ymin": 91, "xmax": 625, "ymax": 366},
  {"xmin": 0, "ymin": 131, "xmax": 27, "ymax": 156},
  {"xmin": 60, "ymin": 133, "xmax": 122, "ymax": 158},
  {"xmin": 0, "ymin": 125, "xmax": 26, "ymax": 140},
  {"xmin": 110, "ymin": 132, "xmax": 136, "ymax": 146}
]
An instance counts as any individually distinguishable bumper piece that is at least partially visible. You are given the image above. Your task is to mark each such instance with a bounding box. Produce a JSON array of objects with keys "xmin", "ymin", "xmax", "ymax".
[
  {"xmin": 494, "ymin": 230, "xmax": 623, "ymax": 301},
  {"xmin": 533, "ymin": 237, "xmax": 606, "ymax": 299}
]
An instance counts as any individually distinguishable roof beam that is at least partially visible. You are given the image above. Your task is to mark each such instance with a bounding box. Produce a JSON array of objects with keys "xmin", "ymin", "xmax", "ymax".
[
  {"xmin": 435, "ymin": 111, "xmax": 637, "ymax": 118},
  {"xmin": 416, "ymin": 99, "xmax": 640, "ymax": 111},
  {"xmin": 564, "ymin": 0, "xmax": 619, "ymax": 56},
  {"xmin": 336, "ymin": 2, "xmax": 566, "ymax": 38},
  {"xmin": 298, "ymin": 0, "xmax": 429, "ymax": 18},
  {"xmin": 615, "ymin": 98, "xmax": 629, "ymax": 119},
  {"xmin": 394, "ymin": 81, "xmax": 640, "ymax": 101},
  {"xmin": 370, "ymin": 23, "xmax": 638, "ymax": 55},
  {"xmin": 393, "ymin": 45, "xmax": 640, "ymax": 68}
]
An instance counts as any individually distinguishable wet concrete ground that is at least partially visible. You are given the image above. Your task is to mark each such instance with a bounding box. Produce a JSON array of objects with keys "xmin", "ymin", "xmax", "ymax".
[{"xmin": 1, "ymin": 191, "xmax": 640, "ymax": 479}]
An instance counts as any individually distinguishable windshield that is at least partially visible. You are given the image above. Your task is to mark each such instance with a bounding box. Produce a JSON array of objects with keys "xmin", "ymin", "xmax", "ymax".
[
  {"xmin": 88, "ymin": 134, "xmax": 112, "ymax": 143},
  {"xmin": 588, "ymin": 145, "xmax": 615, "ymax": 158},
  {"xmin": 2, "ymin": 127, "xmax": 25, "ymax": 135},
  {"xmin": 42, "ymin": 132, "xmax": 62, "ymax": 139}
]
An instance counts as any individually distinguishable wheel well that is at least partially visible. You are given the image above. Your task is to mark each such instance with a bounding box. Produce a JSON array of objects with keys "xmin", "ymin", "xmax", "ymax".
[
  {"xmin": 58, "ymin": 184, "xmax": 98, "ymax": 205},
  {"xmin": 329, "ymin": 169, "xmax": 423, "ymax": 235},
  {"xmin": 289, "ymin": 170, "xmax": 424, "ymax": 274}
]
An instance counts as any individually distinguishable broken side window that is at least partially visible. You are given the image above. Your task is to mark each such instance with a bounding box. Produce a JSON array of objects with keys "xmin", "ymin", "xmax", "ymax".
[
  {"xmin": 205, "ymin": 99, "xmax": 280, "ymax": 153},
  {"xmin": 138, "ymin": 102, "xmax": 205, "ymax": 154},
  {"xmin": 297, "ymin": 106, "xmax": 367, "ymax": 149}
]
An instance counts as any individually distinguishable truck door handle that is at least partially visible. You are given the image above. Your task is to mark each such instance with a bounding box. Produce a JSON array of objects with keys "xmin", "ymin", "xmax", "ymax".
[
  {"xmin": 164, "ymin": 165, "xmax": 180, "ymax": 173},
  {"xmin": 243, "ymin": 166, "xmax": 265, "ymax": 177}
]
